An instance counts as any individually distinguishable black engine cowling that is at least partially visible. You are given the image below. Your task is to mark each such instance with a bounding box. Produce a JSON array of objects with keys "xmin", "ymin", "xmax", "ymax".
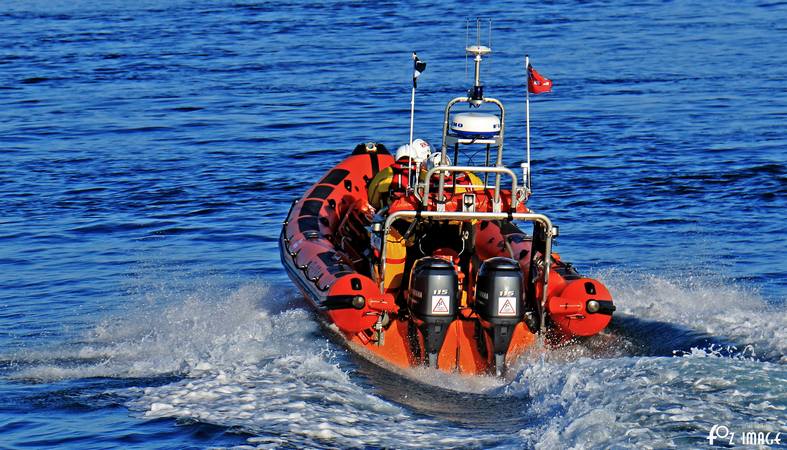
[
  {"xmin": 475, "ymin": 257, "xmax": 524, "ymax": 375},
  {"xmin": 408, "ymin": 257, "xmax": 458, "ymax": 367}
]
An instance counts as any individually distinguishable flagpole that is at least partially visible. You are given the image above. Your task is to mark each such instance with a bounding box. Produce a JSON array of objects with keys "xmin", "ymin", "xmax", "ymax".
[
  {"xmin": 409, "ymin": 52, "xmax": 418, "ymax": 146},
  {"xmin": 525, "ymin": 55, "xmax": 531, "ymax": 192},
  {"xmin": 409, "ymin": 83, "xmax": 416, "ymax": 146},
  {"xmin": 408, "ymin": 52, "xmax": 419, "ymax": 194}
]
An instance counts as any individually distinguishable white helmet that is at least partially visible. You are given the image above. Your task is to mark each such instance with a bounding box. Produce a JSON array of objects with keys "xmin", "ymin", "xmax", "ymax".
[
  {"xmin": 426, "ymin": 152, "xmax": 450, "ymax": 170},
  {"xmin": 395, "ymin": 139, "xmax": 431, "ymax": 163},
  {"xmin": 411, "ymin": 138, "xmax": 433, "ymax": 159}
]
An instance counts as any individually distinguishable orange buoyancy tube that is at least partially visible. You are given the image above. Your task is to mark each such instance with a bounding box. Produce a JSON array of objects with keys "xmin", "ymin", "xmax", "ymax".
[
  {"xmin": 475, "ymin": 220, "xmax": 533, "ymax": 276},
  {"xmin": 541, "ymin": 256, "xmax": 615, "ymax": 338},
  {"xmin": 280, "ymin": 145, "xmax": 395, "ymax": 334},
  {"xmin": 546, "ymin": 275, "xmax": 614, "ymax": 337},
  {"xmin": 474, "ymin": 220, "xmax": 615, "ymax": 339}
]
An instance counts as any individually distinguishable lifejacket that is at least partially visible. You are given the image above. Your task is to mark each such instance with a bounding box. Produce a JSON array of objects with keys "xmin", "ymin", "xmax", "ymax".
[
  {"xmin": 388, "ymin": 161, "xmax": 413, "ymax": 201},
  {"xmin": 367, "ymin": 160, "xmax": 419, "ymax": 209}
]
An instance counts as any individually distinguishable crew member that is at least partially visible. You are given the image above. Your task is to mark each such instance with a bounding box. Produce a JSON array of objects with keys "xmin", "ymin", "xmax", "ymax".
[
  {"xmin": 366, "ymin": 139, "xmax": 431, "ymax": 292},
  {"xmin": 367, "ymin": 138, "xmax": 432, "ymax": 210}
]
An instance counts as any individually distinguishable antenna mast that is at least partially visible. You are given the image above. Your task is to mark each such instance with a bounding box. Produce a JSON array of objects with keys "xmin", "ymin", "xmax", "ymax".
[{"xmin": 466, "ymin": 18, "xmax": 491, "ymax": 107}]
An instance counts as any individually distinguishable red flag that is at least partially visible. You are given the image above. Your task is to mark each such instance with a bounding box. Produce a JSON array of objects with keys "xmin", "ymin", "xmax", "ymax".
[{"xmin": 528, "ymin": 65, "xmax": 552, "ymax": 94}]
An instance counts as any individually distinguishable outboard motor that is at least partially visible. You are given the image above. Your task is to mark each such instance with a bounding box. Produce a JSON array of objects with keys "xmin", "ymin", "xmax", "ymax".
[
  {"xmin": 475, "ymin": 257, "xmax": 524, "ymax": 376},
  {"xmin": 408, "ymin": 257, "xmax": 458, "ymax": 368}
]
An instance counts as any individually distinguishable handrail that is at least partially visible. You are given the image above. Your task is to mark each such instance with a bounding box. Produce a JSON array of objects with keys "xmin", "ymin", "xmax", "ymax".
[
  {"xmin": 419, "ymin": 165, "xmax": 519, "ymax": 211},
  {"xmin": 440, "ymin": 97, "xmax": 469, "ymax": 148},
  {"xmin": 438, "ymin": 96, "xmax": 507, "ymax": 213},
  {"xmin": 378, "ymin": 210, "xmax": 555, "ymax": 333}
]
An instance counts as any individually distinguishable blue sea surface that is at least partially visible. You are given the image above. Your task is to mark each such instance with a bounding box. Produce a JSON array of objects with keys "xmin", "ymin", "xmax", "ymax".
[{"xmin": 1, "ymin": 1, "xmax": 785, "ymax": 448}]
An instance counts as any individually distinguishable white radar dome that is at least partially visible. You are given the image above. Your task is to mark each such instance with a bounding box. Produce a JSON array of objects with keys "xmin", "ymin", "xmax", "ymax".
[{"xmin": 450, "ymin": 112, "xmax": 500, "ymax": 138}]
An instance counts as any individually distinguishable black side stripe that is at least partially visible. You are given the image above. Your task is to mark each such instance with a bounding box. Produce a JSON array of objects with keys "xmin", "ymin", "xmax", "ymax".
[
  {"xmin": 323, "ymin": 295, "xmax": 359, "ymax": 310},
  {"xmin": 297, "ymin": 217, "xmax": 320, "ymax": 233},
  {"xmin": 369, "ymin": 152, "xmax": 379, "ymax": 176},
  {"xmin": 308, "ymin": 185, "xmax": 333, "ymax": 200},
  {"xmin": 317, "ymin": 251, "xmax": 339, "ymax": 266},
  {"xmin": 321, "ymin": 169, "xmax": 350, "ymax": 186},
  {"xmin": 317, "ymin": 251, "xmax": 352, "ymax": 275},
  {"xmin": 300, "ymin": 199, "xmax": 323, "ymax": 217}
]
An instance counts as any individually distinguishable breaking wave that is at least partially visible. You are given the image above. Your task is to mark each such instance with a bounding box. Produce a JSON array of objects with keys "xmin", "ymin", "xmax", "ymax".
[
  {"xmin": 3, "ymin": 269, "xmax": 784, "ymax": 448},
  {"xmin": 600, "ymin": 268, "xmax": 786, "ymax": 363}
]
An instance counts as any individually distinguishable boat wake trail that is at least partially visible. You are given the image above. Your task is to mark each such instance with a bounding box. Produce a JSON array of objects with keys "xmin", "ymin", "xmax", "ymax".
[
  {"xmin": 501, "ymin": 350, "xmax": 786, "ymax": 449},
  {"xmin": 599, "ymin": 269, "xmax": 786, "ymax": 363},
  {"xmin": 7, "ymin": 283, "xmax": 311, "ymax": 381},
  {"xmin": 495, "ymin": 270, "xmax": 786, "ymax": 448},
  {"xmin": 2, "ymin": 280, "xmax": 513, "ymax": 448},
  {"xmin": 2, "ymin": 271, "xmax": 783, "ymax": 448}
]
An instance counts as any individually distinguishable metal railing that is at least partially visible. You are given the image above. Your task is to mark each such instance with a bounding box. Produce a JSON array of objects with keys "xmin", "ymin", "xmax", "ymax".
[
  {"xmin": 439, "ymin": 96, "xmax": 506, "ymax": 205},
  {"xmin": 418, "ymin": 165, "xmax": 520, "ymax": 212},
  {"xmin": 377, "ymin": 210, "xmax": 556, "ymax": 332}
]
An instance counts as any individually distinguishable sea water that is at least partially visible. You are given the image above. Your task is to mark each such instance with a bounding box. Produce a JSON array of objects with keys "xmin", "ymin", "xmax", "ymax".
[{"xmin": 1, "ymin": 1, "xmax": 785, "ymax": 448}]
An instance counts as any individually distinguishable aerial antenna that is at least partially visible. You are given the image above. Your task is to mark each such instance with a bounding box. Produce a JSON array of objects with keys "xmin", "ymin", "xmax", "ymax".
[
  {"xmin": 465, "ymin": 19, "xmax": 470, "ymax": 83},
  {"xmin": 476, "ymin": 17, "xmax": 481, "ymax": 46},
  {"xmin": 488, "ymin": 18, "xmax": 492, "ymax": 50},
  {"xmin": 488, "ymin": 18, "xmax": 492, "ymax": 76},
  {"xmin": 465, "ymin": 18, "xmax": 492, "ymax": 107}
]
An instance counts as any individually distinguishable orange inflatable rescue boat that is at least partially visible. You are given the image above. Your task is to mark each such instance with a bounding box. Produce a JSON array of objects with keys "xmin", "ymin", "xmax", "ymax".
[{"xmin": 280, "ymin": 42, "xmax": 615, "ymax": 376}]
